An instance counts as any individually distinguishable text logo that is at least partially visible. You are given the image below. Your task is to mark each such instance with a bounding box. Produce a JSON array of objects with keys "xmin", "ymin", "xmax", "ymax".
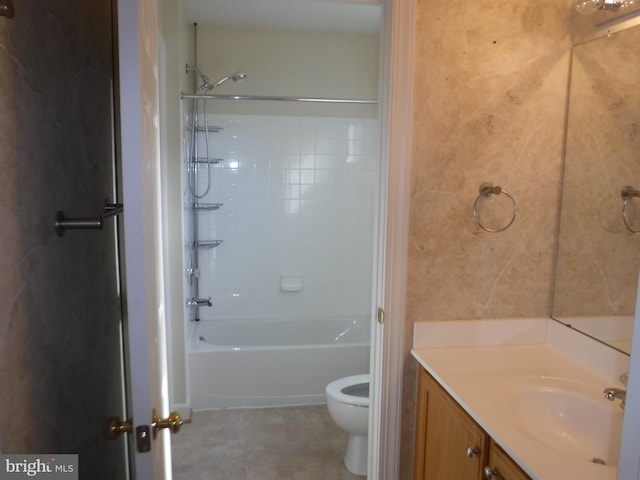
[{"xmin": 0, "ymin": 455, "xmax": 77, "ymax": 480}]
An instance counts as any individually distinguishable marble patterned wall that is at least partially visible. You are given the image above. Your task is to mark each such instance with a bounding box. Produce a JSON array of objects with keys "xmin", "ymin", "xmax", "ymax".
[
  {"xmin": 407, "ymin": 0, "xmax": 573, "ymax": 322},
  {"xmin": 400, "ymin": 0, "xmax": 574, "ymax": 477},
  {"xmin": 0, "ymin": 1, "xmax": 127, "ymax": 478}
]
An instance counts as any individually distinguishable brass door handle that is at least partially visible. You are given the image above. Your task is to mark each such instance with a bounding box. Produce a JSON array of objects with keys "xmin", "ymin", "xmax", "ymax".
[
  {"xmin": 109, "ymin": 409, "xmax": 191, "ymax": 441},
  {"xmin": 108, "ymin": 416, "xmax": 133, "ymax": 439},
  {"xmin": 152, "ymin": 408, "xmax": 185, "ymax": 438}
]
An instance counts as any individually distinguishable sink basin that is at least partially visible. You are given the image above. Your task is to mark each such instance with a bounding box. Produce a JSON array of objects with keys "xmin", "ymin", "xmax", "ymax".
[{"xmin": 506, "ymin": 377, "xmax": 624, "ymax": 466}]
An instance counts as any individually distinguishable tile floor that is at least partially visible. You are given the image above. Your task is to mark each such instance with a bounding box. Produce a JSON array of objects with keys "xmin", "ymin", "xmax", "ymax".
[{"xmin": 171, "ymin": 405, "xmax": 366, "ymax": 480}]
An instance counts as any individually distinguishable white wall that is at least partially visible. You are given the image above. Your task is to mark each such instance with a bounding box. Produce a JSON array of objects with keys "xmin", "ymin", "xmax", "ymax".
[
  {"xmin": 192, "ymin": 114, "xmax": 380, "ymax": 320},
  {"xmin": 192, "ymin": 26, "xmax": 379, "ymax": 117}
]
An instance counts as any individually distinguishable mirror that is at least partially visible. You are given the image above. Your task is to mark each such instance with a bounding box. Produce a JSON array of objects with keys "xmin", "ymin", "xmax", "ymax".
[{"xmin": 551, "ymin": 16, "xmax": 640, "ymax": 354}]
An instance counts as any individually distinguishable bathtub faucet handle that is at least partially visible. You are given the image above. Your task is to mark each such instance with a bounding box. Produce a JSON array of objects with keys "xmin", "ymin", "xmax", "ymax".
[{"xmin": 186, "ymin": 297, "xmax": 213, "ymax": 307}]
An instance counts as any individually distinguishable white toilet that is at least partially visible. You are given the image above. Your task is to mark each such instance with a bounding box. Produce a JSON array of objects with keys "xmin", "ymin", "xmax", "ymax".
[{"xmin": 325, "ymin": 373, "xmax": 369, "ymax": 476}]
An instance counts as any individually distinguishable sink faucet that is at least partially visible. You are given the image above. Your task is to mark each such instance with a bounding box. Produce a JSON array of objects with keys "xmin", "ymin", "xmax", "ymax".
[{"xmin": 603, "ymin": 387, "xmax": 626, "ymax": 408}]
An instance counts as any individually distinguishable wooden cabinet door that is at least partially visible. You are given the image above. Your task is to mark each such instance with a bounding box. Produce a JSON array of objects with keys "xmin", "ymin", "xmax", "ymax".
[
  {"xmin": 415, "ymin": 368, "xmax": 489, "ymax": 480},
  {"xmin": 414, "ymin": 368, "xmax": 431, "ymax": 480},
  {"xmin": 485, "ymin": 440, "xmax": 531, "ymax": 480}
]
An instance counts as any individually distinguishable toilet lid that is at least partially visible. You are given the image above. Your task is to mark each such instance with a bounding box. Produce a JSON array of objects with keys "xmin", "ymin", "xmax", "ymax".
[{"xmin": 326, "ymin": 374, "xmax": 369, "ymax": 407}]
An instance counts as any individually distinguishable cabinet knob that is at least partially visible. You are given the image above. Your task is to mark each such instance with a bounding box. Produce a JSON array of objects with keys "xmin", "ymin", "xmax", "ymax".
[
  {"xmin": 483, "ymin": 466, "xmax": 505, "ymax": 479},
  {"xmin": 466, "ymin": 446, "xmax": 479, "ymax": 458}
]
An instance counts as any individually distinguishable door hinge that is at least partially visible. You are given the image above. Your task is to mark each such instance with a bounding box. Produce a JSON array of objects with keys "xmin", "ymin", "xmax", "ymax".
[{"xmin": 377, "ymin": 307, "xmax": 385, "ymax": 324}]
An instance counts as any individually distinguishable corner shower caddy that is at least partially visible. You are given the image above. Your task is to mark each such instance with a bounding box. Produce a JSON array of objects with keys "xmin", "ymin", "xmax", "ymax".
[{"xmin": 185, "ymin": 75, "xmax": 226, "ymax": 321}]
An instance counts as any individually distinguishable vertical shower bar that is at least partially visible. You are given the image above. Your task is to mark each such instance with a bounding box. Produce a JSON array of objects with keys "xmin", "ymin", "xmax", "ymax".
[{"xmin": 192, "ymin": 22, "xmax": 201, "ymax": 321}]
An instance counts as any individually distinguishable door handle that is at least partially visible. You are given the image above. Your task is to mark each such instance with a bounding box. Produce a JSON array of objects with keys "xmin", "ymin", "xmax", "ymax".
[
  {"xmin": 152, "ymin": 408, "xmax": 188, "ymax": 438},
  {"xmin": 109, "ymin": 409, "xmax": 191, "ymax": 449},
  {"xmin": 108, "ymin": 416, "xmax": 133, "ymax": 439},
  {"xmin": 107, "ymin": 416, "xmax": 152, "ymax": 452}
]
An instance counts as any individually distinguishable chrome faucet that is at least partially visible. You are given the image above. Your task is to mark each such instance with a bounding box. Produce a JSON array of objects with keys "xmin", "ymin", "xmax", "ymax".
[
  {"xmin": 604, "ymin": 387, "xmax": 626, "ymax": 408},
  {"xmin": 186, "ymin": 297, "xmax": 212, "ymax": 307}
]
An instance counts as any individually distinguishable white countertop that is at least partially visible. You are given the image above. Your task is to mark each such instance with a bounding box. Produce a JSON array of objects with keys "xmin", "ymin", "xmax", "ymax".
[{"xmin": 411, "ymin": 318, "xmax": 630, "ymax": 480}]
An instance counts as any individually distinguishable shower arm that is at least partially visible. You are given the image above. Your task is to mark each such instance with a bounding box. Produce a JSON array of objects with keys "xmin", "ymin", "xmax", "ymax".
[
  {"xmin": 185, "ymin": 65, "xmax": 247, "ymax": 91},
  {"xmin": 185, "ymin": 64, "xmax": 210, "ymax": 89}
]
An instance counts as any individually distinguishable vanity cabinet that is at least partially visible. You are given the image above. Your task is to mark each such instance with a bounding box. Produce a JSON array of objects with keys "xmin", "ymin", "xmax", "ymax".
[
  {"xmin": 485, "ymin": 440, "xmax": 530, "ymax": 480},
  {"xmin": 414, "ymin": 367, "xmax": 531, "ymax": 480}
]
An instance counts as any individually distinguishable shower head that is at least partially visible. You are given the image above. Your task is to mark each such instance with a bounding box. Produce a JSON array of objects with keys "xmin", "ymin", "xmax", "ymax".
[
  {"xmin": 187, "ymin": 65, "xmax": 247, "ymax": 92},
  {"xmin": 232, "ymin": 72, "xmax": 248, "ymax": 82},
  {"xmin": 214, "ymin": 72, "xmax": 248, "ymax": 88}
]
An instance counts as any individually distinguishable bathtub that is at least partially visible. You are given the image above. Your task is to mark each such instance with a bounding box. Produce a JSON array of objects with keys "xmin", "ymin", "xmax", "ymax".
[{"xmin": 188, "ymin": 315, "xmax": 370, "ymax": 409}]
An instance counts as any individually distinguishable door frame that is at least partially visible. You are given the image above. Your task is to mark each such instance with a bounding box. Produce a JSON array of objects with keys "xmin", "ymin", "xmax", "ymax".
[
  {"xmin": 369, "ymin": 0, "xmax": 414, "ymax": 478},
  {"xmin": 118, "ymin": 0, "xmax": 414, "ymax": 480}
]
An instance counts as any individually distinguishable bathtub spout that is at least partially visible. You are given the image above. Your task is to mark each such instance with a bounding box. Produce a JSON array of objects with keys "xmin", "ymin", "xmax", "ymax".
[{"xmin": 187, "ymin": 297, "xmax": 212, "ymax": 307}]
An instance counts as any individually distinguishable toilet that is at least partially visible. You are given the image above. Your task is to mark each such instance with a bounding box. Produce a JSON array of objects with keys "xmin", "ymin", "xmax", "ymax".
[{"xmin": 325, "ymin": 374, "xmax": 369, "ymax": 476}]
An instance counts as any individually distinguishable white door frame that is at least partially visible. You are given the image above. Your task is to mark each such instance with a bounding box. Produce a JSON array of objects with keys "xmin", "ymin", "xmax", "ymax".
[
  {"xmin": 369, "ymin": 0, "xmax": 414, "ymax": 478},
  {"xmin": 126, "ymin": 0, "xmax": 418, "ymax": 478}
]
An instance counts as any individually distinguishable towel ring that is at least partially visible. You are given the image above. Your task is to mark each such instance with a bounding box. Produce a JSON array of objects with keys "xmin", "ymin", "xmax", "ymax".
[
  {"xmin": 473, "ymin": 183, "xmax": 517, "ymax": 233},
  {"xmin": 621, "ymin": 186, "xmax": 640, "ymax": 233}
]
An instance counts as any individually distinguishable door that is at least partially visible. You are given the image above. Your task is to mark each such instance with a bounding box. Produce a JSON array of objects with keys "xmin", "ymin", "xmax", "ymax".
[
  {"xmin": 0, "ymin": 1, "xmax": 129, "ymax": 479},
  {"xmin": 116, "ymin": 0, "xmax": 172, "ymax": 478}
]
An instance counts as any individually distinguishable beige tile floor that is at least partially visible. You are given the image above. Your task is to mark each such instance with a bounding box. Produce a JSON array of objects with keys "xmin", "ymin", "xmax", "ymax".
[{"xmin": 171, "ymin": 405, "xmax": 366, "ymax": 480}]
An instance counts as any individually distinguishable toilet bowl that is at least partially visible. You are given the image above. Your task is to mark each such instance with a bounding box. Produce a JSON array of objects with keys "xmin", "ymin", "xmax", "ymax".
[{"xmin": 325, "ymin": 374, "xmax": 369, "ymax": 476}]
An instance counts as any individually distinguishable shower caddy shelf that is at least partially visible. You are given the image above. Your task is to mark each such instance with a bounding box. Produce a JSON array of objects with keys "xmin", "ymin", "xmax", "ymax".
[
  {"xmin": 194, "ymin": 124, "xmax": 223, "ymax": 133},
  {"xmin": 197, "ymin": 240, "xmax": 223, "ymax": 249},
  {"xmin": 194, "ymin": 202, "xmax": 224, "ymax": 210},
  {"xmin": 191, "ymin": 128, "xmax": 224, "ymax": 247},
  {"xmin": 194, "ymin": 157, "xmax": 223, "ymax": 164}
]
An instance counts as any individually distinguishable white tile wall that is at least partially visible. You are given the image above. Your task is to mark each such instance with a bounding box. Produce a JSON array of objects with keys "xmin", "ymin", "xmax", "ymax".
[{"xmin": 186, "ymin": 114, "xmax": 380, "ymax": 320}]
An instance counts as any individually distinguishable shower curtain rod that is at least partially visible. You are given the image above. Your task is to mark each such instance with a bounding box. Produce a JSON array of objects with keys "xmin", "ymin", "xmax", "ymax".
[{"xmin": 180, "ymin": 92, "xmax": 377, "ymax": 105}]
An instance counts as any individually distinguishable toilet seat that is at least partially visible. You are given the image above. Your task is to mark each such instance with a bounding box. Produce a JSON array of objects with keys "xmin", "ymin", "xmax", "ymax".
[{"xmin": 326, "ymin": 374, "xmax": 369, "ymax": 407}]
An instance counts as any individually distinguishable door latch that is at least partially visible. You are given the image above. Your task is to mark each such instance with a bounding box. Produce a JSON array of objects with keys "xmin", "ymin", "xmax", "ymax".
[
  {"xmin": 136, "ymin": 425, "xmax": 151, "ymax": 452},
  {"xmin": 108, "ymin": 417, "xmax": 152, "ymax": 452}
]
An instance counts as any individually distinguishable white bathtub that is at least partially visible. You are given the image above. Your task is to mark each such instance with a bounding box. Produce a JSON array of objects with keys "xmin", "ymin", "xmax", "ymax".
[{"xmin": 188, "ymin": 315, "xmax": 371, "ymax": 409}]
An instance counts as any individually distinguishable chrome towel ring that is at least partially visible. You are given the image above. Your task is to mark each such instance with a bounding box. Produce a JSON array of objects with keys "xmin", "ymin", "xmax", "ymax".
[
  {"xmin": 473, "ymin": 183, "xmax": 517, "ymax": 233},
  {"xmin": 621, "ymin": 186, "xmax": 640, "ymax": 233}
]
